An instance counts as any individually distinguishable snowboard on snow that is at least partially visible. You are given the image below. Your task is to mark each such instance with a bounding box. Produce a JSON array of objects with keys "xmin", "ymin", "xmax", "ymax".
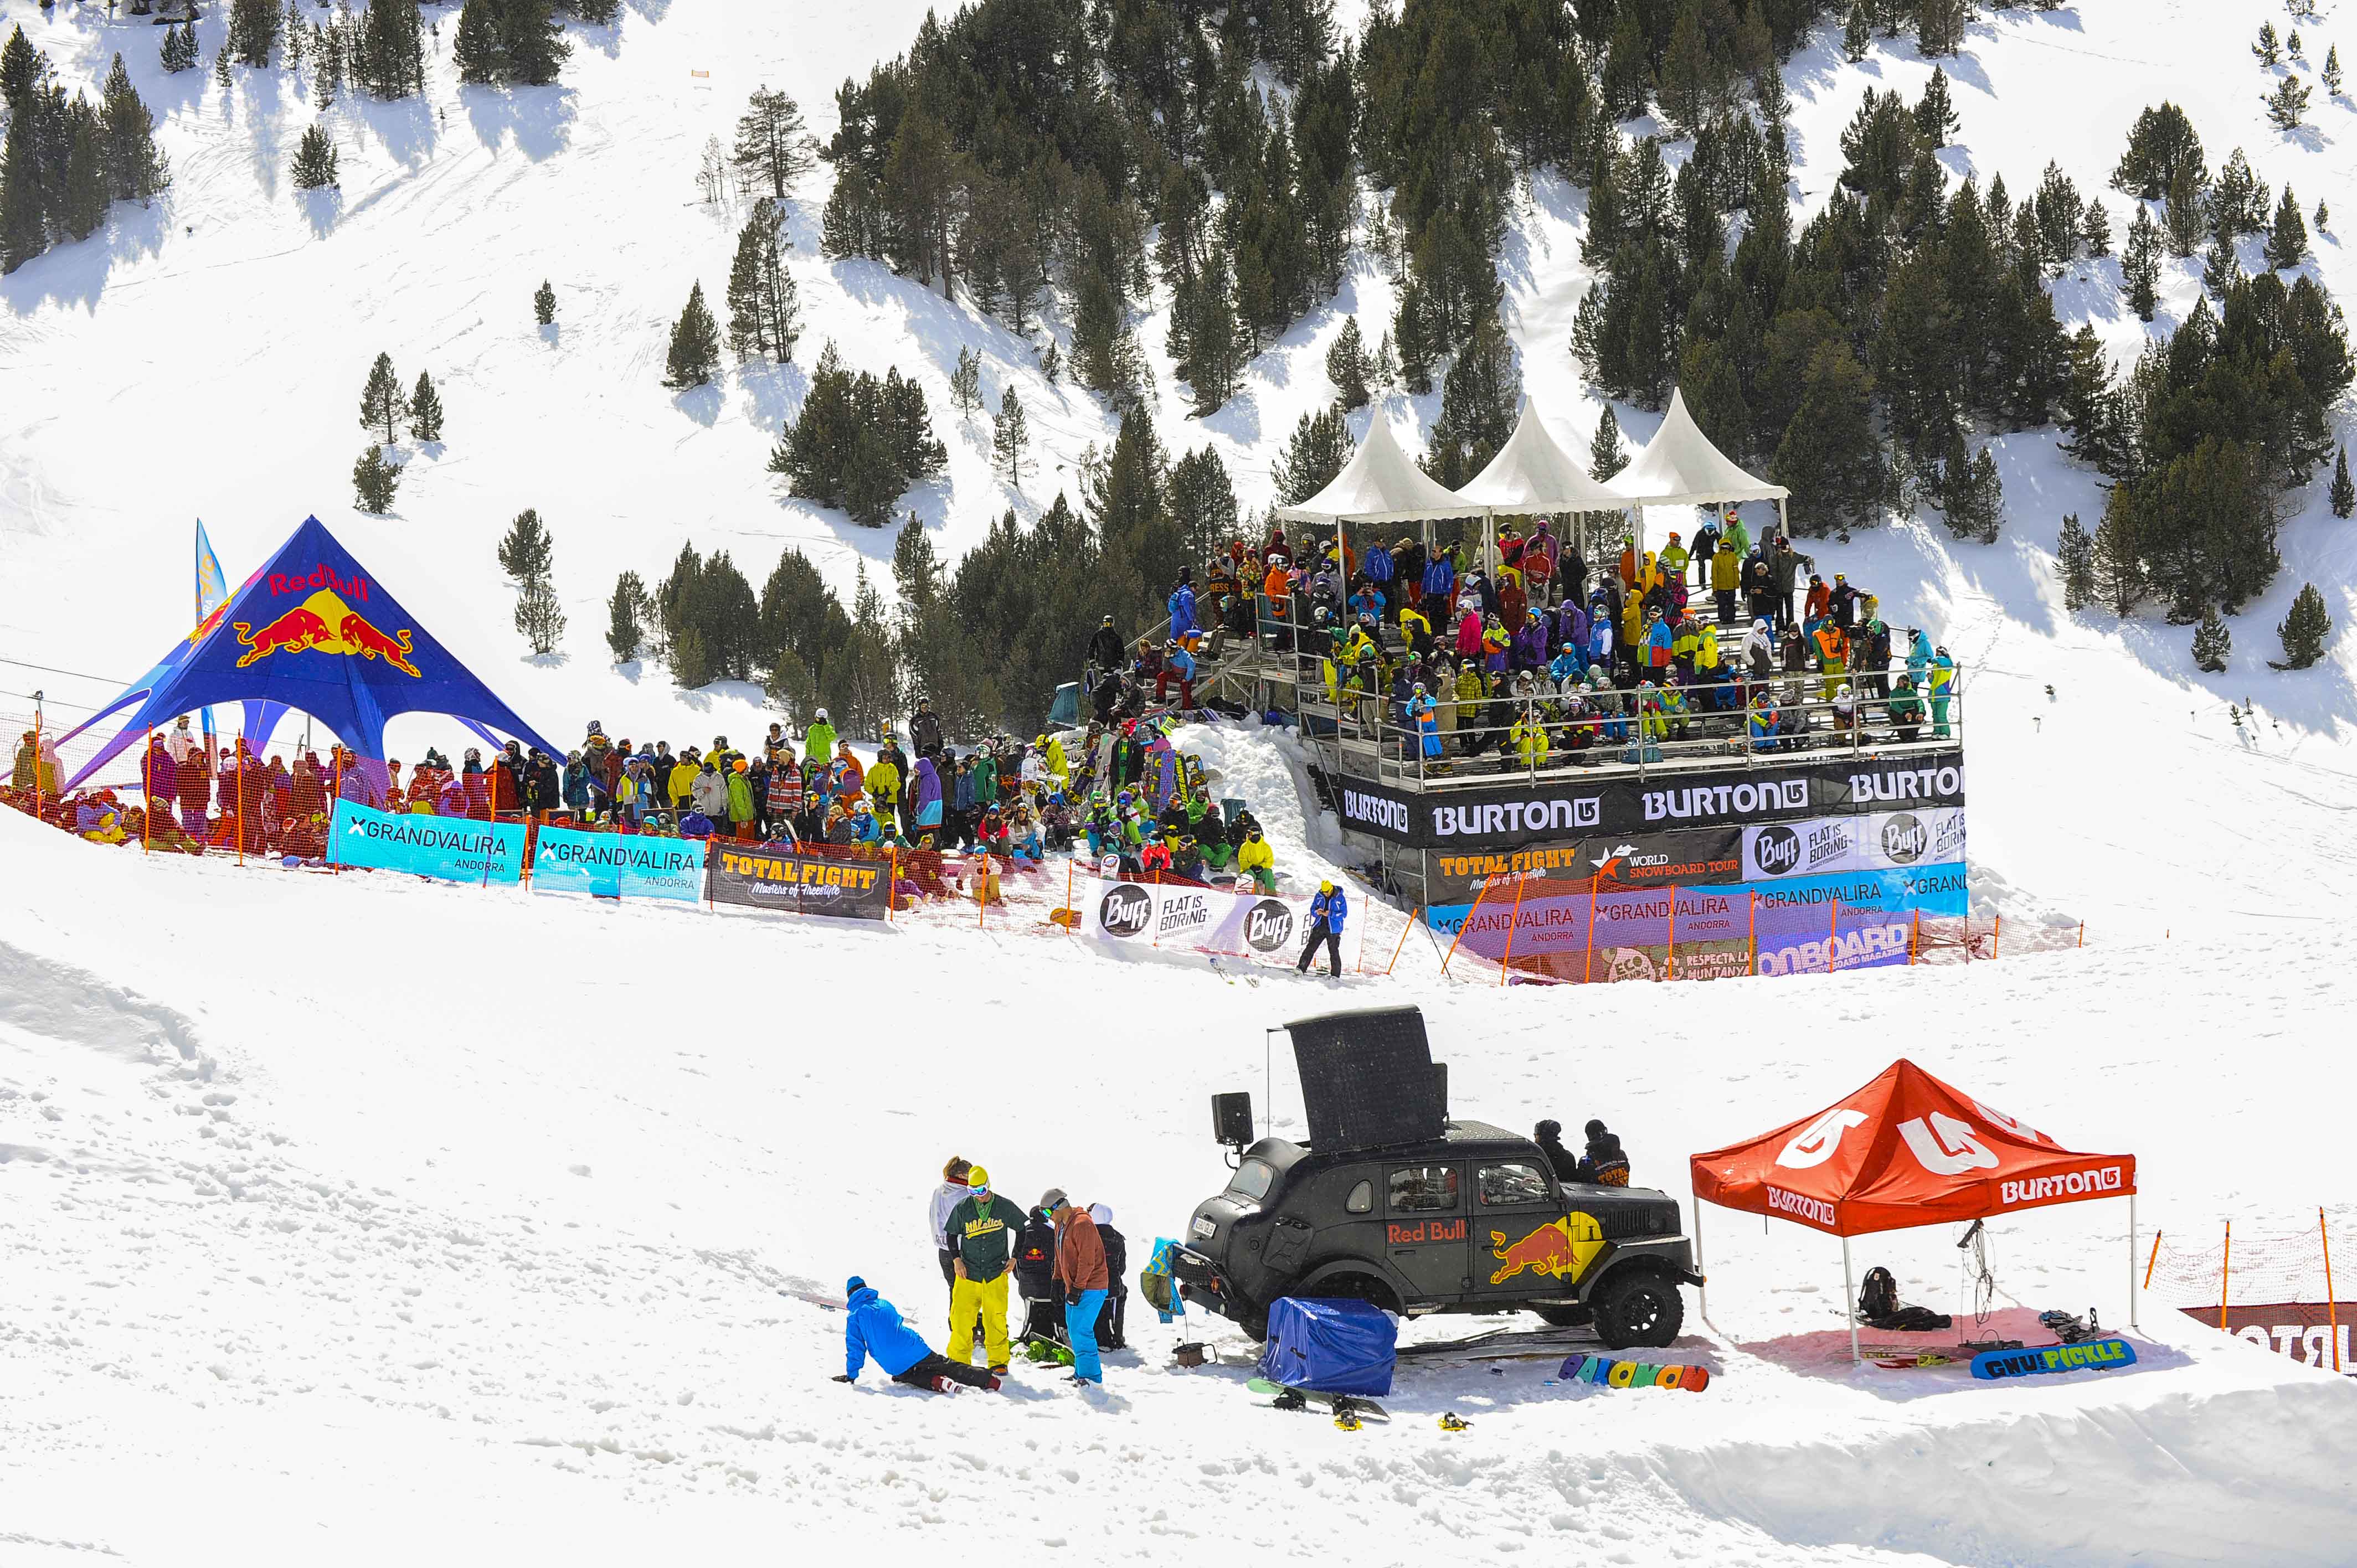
[
  {"xmin": 1557, "ymin": 1353, "xmax": 1712, "ymax": 1391},
  {"xmin": 1245, "ymin": 1376, "xmax": 1390, "ymax": 1422}
]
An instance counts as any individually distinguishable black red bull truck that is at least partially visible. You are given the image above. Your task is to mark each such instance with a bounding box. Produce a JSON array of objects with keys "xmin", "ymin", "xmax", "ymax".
[{"xmin": 1171, "ymin": 1005, "xmax": 1700, "ymax": 1349}]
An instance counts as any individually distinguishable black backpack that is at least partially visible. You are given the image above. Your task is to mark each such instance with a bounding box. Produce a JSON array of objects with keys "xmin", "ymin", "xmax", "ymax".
[
  {"xmin": 1013, "ymin": 1213, "xmax": 1058, "ymax": 1299},
  {"xmin": 1859, "ymin": 1266, "xmax": 1900, "ymax": 1323},
  {"xmin": 1099, "ymin": 1224, "xmax": 1128, "ymax": 1291}
]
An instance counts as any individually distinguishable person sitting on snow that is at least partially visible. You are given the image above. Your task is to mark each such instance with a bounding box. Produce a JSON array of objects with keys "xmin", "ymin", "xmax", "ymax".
[{"xmin": 835, "ymin": 1277, "xmax": 1002, "ymax": 1394}]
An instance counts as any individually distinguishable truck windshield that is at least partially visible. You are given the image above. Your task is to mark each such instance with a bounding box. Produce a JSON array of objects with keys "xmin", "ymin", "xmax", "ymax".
[{"xmin": 1227, "ymin": 1158, "xmax": 1276, "ymax": 1201}]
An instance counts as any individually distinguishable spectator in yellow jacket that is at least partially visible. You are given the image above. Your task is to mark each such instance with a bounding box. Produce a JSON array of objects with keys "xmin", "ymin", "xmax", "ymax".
[{"xmin": 1236, "ymin": 824, "xmax": 1277, "ymax": 893}]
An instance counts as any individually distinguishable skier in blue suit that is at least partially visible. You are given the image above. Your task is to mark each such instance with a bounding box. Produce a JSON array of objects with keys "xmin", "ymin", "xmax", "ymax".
[{"xmin": 834, "ymin": 1277, "xmax": 1001, "ymax": 1393}]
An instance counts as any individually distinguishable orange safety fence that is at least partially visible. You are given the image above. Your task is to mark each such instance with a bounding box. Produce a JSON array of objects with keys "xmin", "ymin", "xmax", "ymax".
[{"xmin": 2144, "ymin": 1212, "xmax": 2351, "ymax": 1376}]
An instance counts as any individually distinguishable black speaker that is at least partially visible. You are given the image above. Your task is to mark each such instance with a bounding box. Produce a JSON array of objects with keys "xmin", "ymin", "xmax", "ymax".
[
  {"xmin": 1286, "ymin": 1005, "xmax": 1443, "ymax": 1153},
  {"xmin": 1212, "ymin": 1091, "xmax": 1255, "ymax": 1148},
  {"xmin": 1432, "ymin": 1061, "xmax": 1449, "ymax": 1121}
]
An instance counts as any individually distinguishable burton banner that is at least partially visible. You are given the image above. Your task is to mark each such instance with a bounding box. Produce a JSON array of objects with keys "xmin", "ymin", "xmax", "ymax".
[
  {"xmin": 531, "ymin": 824, "xmax": 707, "ymax": 902},
  {"xmin": 1331, "ymin": 749, "xmax": 1965, "ymax": 850},
  {"xmin": 1078, "ymin": 876, "xmax": 1367, "ymax": 971},
  {"xmin": 705, "ymin": 842, "xmax": 892, "ymax": 920},
  {"xmin": 330, "ymin": 797, "xmax": 527, "ymax": 884}
]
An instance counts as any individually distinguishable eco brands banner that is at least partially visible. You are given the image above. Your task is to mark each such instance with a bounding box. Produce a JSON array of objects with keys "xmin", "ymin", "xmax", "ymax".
[
  {"xmin": 330, "ymin": 797, "xmax": 527, "ymax": 884},
  {"xmin": 1330, "ymin": 750, "xmax": 1965, "ymax": 850},
  {"xmin": 1078, "ymin": 876, "xmax": 1365, "ymax": 970},
  {"xmin": 531, "ymin": 823, "xmax": 707, "ymax": 902},
  {"xmin": 706, "ymin": 842, "xmax": 892, "ymax": 920}
]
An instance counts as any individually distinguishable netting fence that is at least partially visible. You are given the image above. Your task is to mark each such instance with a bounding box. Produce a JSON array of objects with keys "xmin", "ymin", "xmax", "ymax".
[{"xmin": 2144, "ymin": 1213, "xmax": 2351, "ymax": 1376}]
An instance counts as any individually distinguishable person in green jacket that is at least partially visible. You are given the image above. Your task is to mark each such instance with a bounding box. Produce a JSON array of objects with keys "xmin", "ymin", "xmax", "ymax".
[
  {"xmin": 802, "ymin": 709, "xmax": 838, "ymax": 773},
  {"xmin": 943, "ymin": 1164, "xmax": 1026, "ymax": 1374},
  {"xmin": 725, "ymin": 759, "xmax": 756, "ymax": 841},
  {"xmin": 972, "ymin": 748, "xmax": 999, "ymax": 808}
]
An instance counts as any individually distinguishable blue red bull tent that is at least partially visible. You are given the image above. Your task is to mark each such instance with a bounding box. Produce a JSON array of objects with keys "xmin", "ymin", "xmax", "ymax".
[{"xmin": 56, "ymin": 515, "xmax": 565, "ymax": 791}]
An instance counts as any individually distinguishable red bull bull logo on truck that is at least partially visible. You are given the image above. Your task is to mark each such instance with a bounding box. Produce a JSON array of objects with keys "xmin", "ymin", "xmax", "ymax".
[
  {"xmin": 234, "ymin": 580, "xmax": 420, "ymax": 678},
  {"xmin": 1486, "ymin": 1212, "xmax": 1606, "ymax": 1286}
]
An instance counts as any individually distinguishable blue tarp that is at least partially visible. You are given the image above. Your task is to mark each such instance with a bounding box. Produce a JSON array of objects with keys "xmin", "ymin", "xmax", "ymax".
[
  {"xmin": 1255, "ymin": 1298, "xmax": 1396, "ymax": 1396},
  {"xmin": 57, "ymin": 515, "xmax": 565, "ymax": 791}
]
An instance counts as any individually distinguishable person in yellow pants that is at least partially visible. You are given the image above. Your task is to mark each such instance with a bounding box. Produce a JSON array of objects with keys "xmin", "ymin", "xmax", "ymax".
[{"xmin": 943, "ymin": 1164, "xmax": 1026, "ymax": 1374}]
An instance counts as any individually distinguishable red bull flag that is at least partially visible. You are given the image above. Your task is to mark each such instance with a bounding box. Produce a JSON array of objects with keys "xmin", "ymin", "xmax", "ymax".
[{"xmin": 56, "ymin": 515, "xmax": 564, "ymax": 791}]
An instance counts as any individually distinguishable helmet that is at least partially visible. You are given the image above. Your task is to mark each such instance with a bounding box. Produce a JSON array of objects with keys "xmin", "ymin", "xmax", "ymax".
[
  {"xmin": 815, "ymin": 709, "xmax": 828, "ymax": 721},
  {"xmin": 1319, "ymin": 879, "xmax": 1335, "ymax": 893},
  {"xmin": 1536, "ymin": 1119, "xmax": 1562, "ymax": 1141},
  {"xmin": 967, "ymin": 1165, "xmax": 990, "ymax": 1192}
]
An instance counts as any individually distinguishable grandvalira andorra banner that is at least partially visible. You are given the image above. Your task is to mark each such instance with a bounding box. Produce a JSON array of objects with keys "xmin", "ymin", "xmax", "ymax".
[
  {"xmin": 531, "ymin": 823, "xmax": 707, "ymax": 902},
  {"xmin": 1078, "ymin": 876, "xmax": 1368, "ymax": 970},
  {"xmin": 705, "ymin": 842, "xmax": 892, "ymax": 920},
  {"xmin": 330, "ymin": 797, "xmax": 528, "ymax": 884},
  {"xmin": 1330, "ymin": 749, "xmax": 1965, "ymax": 850}
]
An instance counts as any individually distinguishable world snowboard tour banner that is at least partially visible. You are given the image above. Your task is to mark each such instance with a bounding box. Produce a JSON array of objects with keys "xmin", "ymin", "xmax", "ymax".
[
  {"xmin": 329, "ymin": 797, "xmax": 528, "ymax": 884},
  {"xmin": 1331, "ymin": 749, "xmax": 1966, "ymax": 850},
  {"xmin": 705, "ymin": 842, "xmax": 892, "ymax": 920},
  {"xmin": 1077, "ymin": 875, "xmax": 1367, "ymax": 971},
  {"xmin": 530, "ymin": 823, "xmax": 707, "ymax": 902}
]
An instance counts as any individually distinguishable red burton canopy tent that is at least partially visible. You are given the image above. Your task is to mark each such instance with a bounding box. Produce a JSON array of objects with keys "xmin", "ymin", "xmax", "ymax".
[{"xmin": 1688, "ymin": 1060, "xmax": 2139, "ymax": 1361}]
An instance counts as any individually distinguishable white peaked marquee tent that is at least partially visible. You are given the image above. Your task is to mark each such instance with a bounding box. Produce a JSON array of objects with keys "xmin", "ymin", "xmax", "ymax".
[
  {"xmin": 1605, "ymin": 388, "xmax": 1791, "ymax": 556},
  {"xmin": 1271, "ymin": 415, "xmax": 1486, "ymax": 575},
  {"xmin": 1452, "ymin": 401, "xmax": 1635, "ymax": 571}
]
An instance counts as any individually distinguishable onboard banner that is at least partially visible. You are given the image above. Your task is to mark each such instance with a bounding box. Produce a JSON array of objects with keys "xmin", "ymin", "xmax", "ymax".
[
  {"xmin": 1331, "ymin": 749, "xmax": 1965, "ymax": 849},
  {"xmin": 705, "ymin": 842, "xmax": 892, "ymax": 920},
  {"xmin": 531, "ymin": 823, "xmax": 707, "ymax": 902},
  {"xmin": 330, "ymin": 797, "xmax": 527, "ymax": 884},
  {"xmin": 1077, "ymin": 876, "xmax": 1367, "ymax": 970}
]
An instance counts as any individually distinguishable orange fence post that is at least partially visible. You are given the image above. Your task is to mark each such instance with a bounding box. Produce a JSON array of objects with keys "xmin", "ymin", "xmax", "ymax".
[
  {"xmin": 1993, "ymin": 913, "xmax": 2003, "ymax": 959},
  {"xmin": 1439, "ymin": 889, "xmax": 1471, "ymax": 979},
  {"xmin": 2077, "ymin": 920, "xmax": 2085, "ymax": 950},
  {"xmin": 30, "ymin": 704, "xmax": 43, "ymax": 826},
  {"xmin": 2144, "ymin": 1229, "xmax": 2163, "ymax": 1291},
  {"xmin": 143, "ymin": 728, "xmax": 155, "ymax": 854},
  {"xmin": 1746, "ymin": 891, "xmax": 1757, "ymax": 977},
  {"xmin": 2219, "ymin": 1220, "xmax": 2231, "ymax": 1333},
  {"xmin": 1664, "ymin": 884, "xmax": 1677, "ymax": 983},
  {"xmin": 1908, "ymin": 907, "xmax": 1919, "ymax": 966},
  {"xmin": 1825, "ymin": 895, "xmax": 1839, "ymax": 975},
  {"xmin": 234, "ymin": 734, "xmax": 246, "ymax": 868},
  {"xmin": 1384, "ymin": 907, "xmax": 1416, "ymax": 976},
  {"xmin": 1499, "ymin": 875, "xmax": 1527, "ymax": 987},
  {"xmin": 890, "ymin": 845, "xmax": 900, "ymax": 922},
  {"xmin": 2324, "ymin": 1208, "xmax": 2340, "ymax": 1373},
  {"xmin": 1584, "ymin": 880, "xmax": 1599, "ymax": 985}
]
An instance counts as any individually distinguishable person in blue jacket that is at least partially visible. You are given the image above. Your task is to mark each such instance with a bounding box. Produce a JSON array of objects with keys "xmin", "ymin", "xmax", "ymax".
[
  {"xmin": 1167, "ymin": 569, "xmax": 1197, "ymax": 643},
  {"xmin": 833, "ymin": 1277, "xmax": 1002, "ymax": 1393},
  {"xmin": 1297, "ymin": 878, "xmax": 1347, "ymax": 976}
]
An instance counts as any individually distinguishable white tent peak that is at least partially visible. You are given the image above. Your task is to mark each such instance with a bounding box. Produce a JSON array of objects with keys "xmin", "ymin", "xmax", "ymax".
[
  {"xmin": 1454, "ymin": 401, "xmax": 1625, "ymax": 512},
  {"xmin": 1271, "ymin": 414, "xmax": 1479, "ymax": 524},
  {"xmin": 1604, "ymin": 388, "xmax": 1789, "ymax": 508}
]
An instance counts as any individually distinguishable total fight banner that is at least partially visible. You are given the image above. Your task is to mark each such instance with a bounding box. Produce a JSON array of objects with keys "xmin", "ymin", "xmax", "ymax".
[
  {"xmin": 706, "ymin": 842, "xmax": 893, "ymax": 920},
  {"xmin": 531, "ymin": 823, "xmax": 707, "ymax": 902},
  {"xmin": 1078, "ymin": 876, "xmax": 1367, "ymax": 971},
  {"xmin": 329, "ymin": 797, "xmax": 528, "ymax": 884},
  {"xmin": 1331, "ymin": 749, "xmax": 1965, "ymax": 850}
]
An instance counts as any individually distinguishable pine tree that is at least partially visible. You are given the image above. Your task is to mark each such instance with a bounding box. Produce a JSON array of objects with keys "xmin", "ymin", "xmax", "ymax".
[
  {"xmin": 0, "ymin": 111, "xmax": 40, "ymax": 276},
  {"xmin": 1269, "ymin": 406, "xmax": 1352, "ymax": 504},
  {"xmin": 1325, "ymin": 316, "xmax": 1371, "ymax": 410},
  {"xmin": 1589, "ymin": 405, "xmax": 1627, "ymax": 482},
  {"xmin": 59, "ymin": 107, "xmax": 110, "ymax": 243},
  {"xmin": 161, "ymin": 20, "xmax": 199, "ymax": 74},
  {"xmin": 358, "ymin": 352, "xmax": 404, "ymax": 442},
  {"xmin": 291, "ymin": 122, "xmax": 339, "ymax": 190},
  {"xmin": 1914, "ymin": 67, "xmax": 1959, "ymax": 148},
  {"xmin": 497, "ymin": 507, "xmax": 553, "ymax": 584},
  {"xmin": 2267, "ymin": 75, "xmax": 2312, "ymax": 131},
  {"xmin": 2091, "ymin": 482, "xmax": 2143, "ymax": 615},
  {"xmin": 947, "ymin": 345, "xmax": 981, "ymax": 419},
  {"xmin": 662, "ymin": 280, "xmax": 720, "ymax": 388},
  {"xmin": 1917, "ymin": 0, "xmax": 1968, "ymax": 56},
  {"xmin": 2254, "ymin": 22, "xmax": 2281, "ymax": 68},
  {"xmin": 408, "ymin": 370, "xmax": 444, "ymax": 443},
  {"xmin": 2267, "ymin": 185, "xmax": 2309, "ymax": 269},
  {"xmin": 2318, "ymin": 200, "xmax": 2332, "ymax": 233},
  {"xmin": 352, "ymin": 445, "xmax": 399, "ymax": 512},
  {"xmin": 2122, "ymin": 203, "xmax": 2162, "ymax": 320},
  {"xmin": 2326, "ymin": 45, "xmax": 2344, "ymax": 96},
  {"xmin": 2289, "ymin": 30, "xmax": 2305, "ymax": 60},
  {"xmin": 1039, "ymin": 339, "xmax": 1060, "ymax": 384},
  {"xmin": 2274, "ymin": 582, "xmax": 2333, "ymax": 668},
  {"xmin": 991, "ymin": 385, "xmax": 1029, "ymax": 489},
  {"xmin": 514, "ymin": 577, "xmax": 564, "ymax": 655},
  {"xmin": 2057, "ymin": 513, "xmax": 2096, "ymax": 610},
  {"xmin": 2202, "ymin": 227, "xmax": 2242, "ymax": 297},
  {"xmin": 2191, "ymin": 604, "xmax": 2231, "ymax": 671},
  {"xmin": 97, "ymin": 56, "xmax": 169, "ymax": 204},
  {"xmin": 453, "ymin": 0, "xmax": 503, "ymax": 83},
  {"xmin": 2332, "ymin": 446, "xmax": 2355, "ymax": 518},
  {"xmin": 1842, "ymin": 3, "xmax": 1870, "ymax": 63},
  {"xmin": 228, "ymin": 0, "xmax": 280, "ymax": 67},
  {"xmin": 284, "ymin": 1, "xmax": 306, "ymax": 69},
  {"xmin": 606, "ymin": 570, "xmax": 646, "ymax": 663},
  {"xmin": 1167, "ymin": 446, "xmax": 1239, "ymax": 568},
  {"xmin": 533, "ymin": 278, "xmax": 555, "ymax": 325},
  {"xmin": 1771, "ymin": 341, "xmax": 1884, "ymax": 534},
  {"xmin": 729, "ymin": 85, "xmax": 809, "ymax": 201},
  {"xmin": 2081, "ymin": 198, "xmax": 2112, "ymax": 258},
  {"xmin": 499, "ymin": 0, "xmax": 569, "ymax": 86},
  {"xmin": 213, "ymin": 45, "xmax": 231, "ymax": 91}
]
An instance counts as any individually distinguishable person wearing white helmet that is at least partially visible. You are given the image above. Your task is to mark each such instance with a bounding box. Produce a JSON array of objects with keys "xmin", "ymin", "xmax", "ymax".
[{"xmin": 802, "ymin": 708, "xmax": 837, "ymax": 770}]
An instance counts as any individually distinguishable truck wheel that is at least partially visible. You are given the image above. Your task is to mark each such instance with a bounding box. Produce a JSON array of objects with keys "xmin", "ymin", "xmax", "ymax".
[
  {"xmin": 1238, "ymin": 1305, "xmax": 1269, "ymax": 1342},
  {"xmin": 1533, "ymin": 1303, "xmax": 1591, "ymax": 1328},
  {"xmin": 1591, "ymin": 1268, "xmax": 1683, "ymax": 1349}
]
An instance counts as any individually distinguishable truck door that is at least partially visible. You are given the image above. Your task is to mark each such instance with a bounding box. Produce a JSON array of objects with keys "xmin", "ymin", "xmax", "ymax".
[
  {"xmin": 1470, "ymin": 1160, "xmax": 1602, "ymax": 1301},
  {"xmin": 1382, "ymin": 1163, "xmax": 1469, "ymax": 1305}
]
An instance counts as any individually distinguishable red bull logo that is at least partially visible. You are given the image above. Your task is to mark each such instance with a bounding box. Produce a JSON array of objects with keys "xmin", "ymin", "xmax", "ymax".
[
  {"xmin": 1486, "ymin": 1211, "xmax": 1605, "ymax": 1286},
  {"xmin": 234, "ymin": 589, "xmax": 420, "ymax": 677}
]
